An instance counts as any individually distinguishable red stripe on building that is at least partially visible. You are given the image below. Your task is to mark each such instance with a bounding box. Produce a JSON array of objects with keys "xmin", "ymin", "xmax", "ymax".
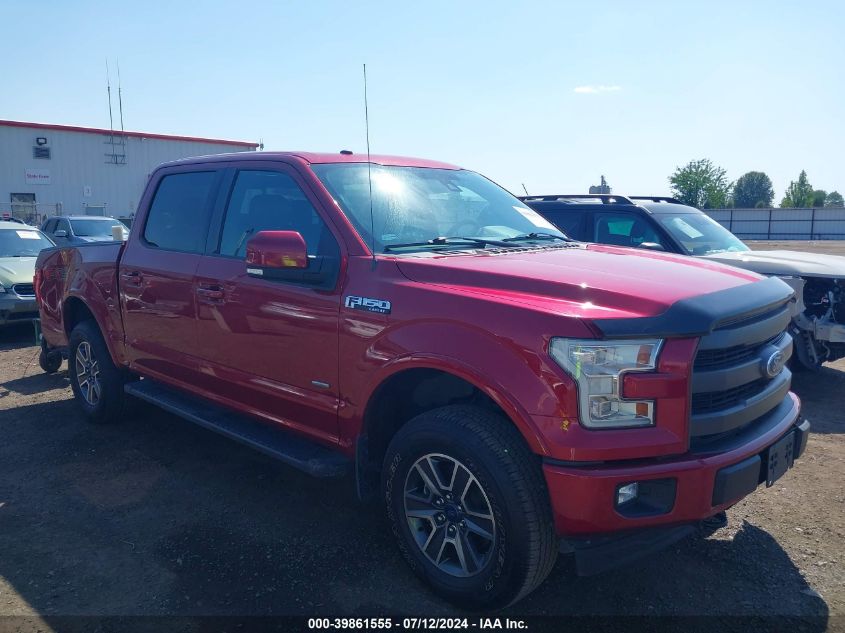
[{"xmin": 0, "ymin": 119, "xmax": 259, "ymax": 148}]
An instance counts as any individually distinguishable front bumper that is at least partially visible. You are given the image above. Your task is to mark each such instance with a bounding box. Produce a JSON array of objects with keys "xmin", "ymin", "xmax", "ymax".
[
  {"xmin": 543, "ymin": 392, "xmax": 804, "ymax": 536},
  {"xmin": 0, "ymin": 294, "xmax": 38, "ymax": 325}
]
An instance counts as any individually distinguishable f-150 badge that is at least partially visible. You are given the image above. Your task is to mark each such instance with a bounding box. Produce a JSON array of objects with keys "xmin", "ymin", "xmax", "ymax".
[{"xmin": 345, "ymin": 295, "xmax": 392, "ymax": 314}]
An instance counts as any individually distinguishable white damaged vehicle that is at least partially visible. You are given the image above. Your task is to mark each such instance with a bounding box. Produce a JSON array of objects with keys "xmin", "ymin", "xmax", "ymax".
[
  {"xmin": 698, "ymin": 248, "xmax": 844, "ymax": 370},
  {"xmin": 522, "ymin": 194, "xmax": 845, "ymax": 370}
]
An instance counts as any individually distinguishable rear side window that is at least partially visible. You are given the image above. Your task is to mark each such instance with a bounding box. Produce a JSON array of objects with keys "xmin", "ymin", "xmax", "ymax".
[
  {"xmin": 144, "ymin": 171, "xmax": 217, "ymax": 253},
  {"xmin": 218, "ymin": 170, "xmax": 336, "ymax": 258},
  {"xmin": 539, "ymin": 210, "xmax": 585, "ymax": 240}
]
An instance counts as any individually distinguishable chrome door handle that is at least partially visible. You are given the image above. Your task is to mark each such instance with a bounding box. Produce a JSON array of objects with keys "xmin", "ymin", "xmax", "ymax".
[
  {"xmin": 196, "ymin": 285, "xmax": 225, "ymax": 301},
  {"xmin": 120, "ymin": 271, "xmax": 142, "ymax": 285}
]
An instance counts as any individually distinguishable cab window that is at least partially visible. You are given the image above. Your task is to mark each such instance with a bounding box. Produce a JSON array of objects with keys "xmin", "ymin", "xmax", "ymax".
[
  {"xmin": 144, "ymin": 171, "xmax": 217, "ymax": 253},
  {"xmin": 218, "ymin": 170, "xmax": 337, "ymax": 258},
  {"xmin": 538, "ymin": 210, "xmax": 586, "ymax": 240}
]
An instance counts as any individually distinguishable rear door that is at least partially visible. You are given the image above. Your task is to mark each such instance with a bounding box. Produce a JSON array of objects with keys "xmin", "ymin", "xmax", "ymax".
[
  {"xmin": 191, "ymin": 164, "xmax": 343, "ymax": 441},
  {"xmin": 119, "ymin": 167, "xmax": 222, "ymax": 384}
]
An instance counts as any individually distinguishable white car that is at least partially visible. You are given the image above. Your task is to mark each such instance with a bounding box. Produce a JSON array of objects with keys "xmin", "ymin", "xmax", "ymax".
[{"xmin": 0, "ymin": 221, "xmax": 55, "ymax": 327}]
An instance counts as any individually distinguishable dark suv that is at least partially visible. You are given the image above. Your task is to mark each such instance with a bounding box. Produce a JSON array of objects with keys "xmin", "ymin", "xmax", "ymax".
[
  {"xmin": 521, "ymin": 194, "xmax": 845, "ymax": 370},
  {"xmin": 518, "ymin": 194, "xmax": 731, "ymax": 253}
]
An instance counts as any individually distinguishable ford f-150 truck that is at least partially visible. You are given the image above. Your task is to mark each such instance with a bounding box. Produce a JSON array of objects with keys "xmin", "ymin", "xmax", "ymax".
[{"xmin": 35, "ymin": 152, "xmax": 808, "ymax": 607}]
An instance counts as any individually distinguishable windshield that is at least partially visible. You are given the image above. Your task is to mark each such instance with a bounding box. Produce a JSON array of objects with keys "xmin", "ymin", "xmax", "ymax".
[
  {"xmin": 0, "ymin": 228, "xmax": 54, "ymax": 257},
  {"xmin": 70, "ymin": 218, "xmax": 127, "ymax": 237},
  {"xmin": 312, "ymin": 164, "xmax": 565, "ymax": 253},
  {"xmin": 656, "ymin": 213, "xmax": 749, "ymax": 255}
]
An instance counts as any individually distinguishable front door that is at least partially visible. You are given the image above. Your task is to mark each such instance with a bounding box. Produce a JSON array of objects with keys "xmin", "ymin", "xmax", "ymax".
[
  {"xmin": 52, "ymin": 217, "xmax": 71, "ymax": 245},
  {"xmin": 119, "ymin": 168, "xmax": 220, "ymax": 385},
  {"xmin": 192, "ymin": 166, "xmax": 342, "ymax": 442}
]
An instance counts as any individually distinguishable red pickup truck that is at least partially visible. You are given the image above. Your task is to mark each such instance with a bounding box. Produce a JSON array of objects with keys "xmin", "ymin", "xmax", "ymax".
[{"xmin": 35, "ymin": 152, "xmax": 808, "ymax": 607}]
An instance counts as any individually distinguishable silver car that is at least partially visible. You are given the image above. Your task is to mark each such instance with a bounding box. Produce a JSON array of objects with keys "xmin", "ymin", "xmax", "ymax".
[{"xmin": 40, "ymin": 216, "xmax": 128, "ymax": 245}]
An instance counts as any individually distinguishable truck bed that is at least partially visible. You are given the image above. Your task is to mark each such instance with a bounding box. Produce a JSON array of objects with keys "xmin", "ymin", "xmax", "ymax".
[{"xmin": 36, "ymin": 241, "xmax": 126, "ymax": 356}]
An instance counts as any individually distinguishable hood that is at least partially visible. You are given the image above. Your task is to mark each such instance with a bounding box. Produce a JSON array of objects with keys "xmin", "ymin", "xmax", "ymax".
[
  {"xmin": 700, "ymin": 250, "xmax": 845, "ymax": 279},
  {"xmin": 0, "ymin": 257, "xmax": 37, "ymax": 286},
  {"xmin": 394, "ymin": 244, "xmax": 761, "ymax": 321}
]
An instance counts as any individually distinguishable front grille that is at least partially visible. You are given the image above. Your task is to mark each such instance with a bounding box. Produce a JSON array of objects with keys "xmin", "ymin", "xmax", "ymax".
[
  {"xmin": 690, "ymin": 302, "xmax": 793, "ymax": 443},
  {"xmin": 12, "ymin": 283, "xmax": 35, "ymax": 297},
  {"xmin": 692, "ymin": 379, "xmax": 768, "ymax": 414},
  {"xmin": 694, "ymin": 333, "xmax": 783, "ymax": 370}
]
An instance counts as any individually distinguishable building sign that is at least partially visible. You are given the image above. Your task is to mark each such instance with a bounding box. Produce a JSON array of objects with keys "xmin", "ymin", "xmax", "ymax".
[{"xmin": 25, "ymin": 168, "xmax": 51, "ymax": 185}]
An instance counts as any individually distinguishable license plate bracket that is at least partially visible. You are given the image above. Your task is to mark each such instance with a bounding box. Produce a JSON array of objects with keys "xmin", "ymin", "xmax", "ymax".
[{"xmin": 766, "ymin": 431, "xmax": 795, "ymax": 487}]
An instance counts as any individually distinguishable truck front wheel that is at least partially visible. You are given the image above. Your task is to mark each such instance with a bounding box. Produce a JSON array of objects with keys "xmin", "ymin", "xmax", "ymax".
[
  {"xmin": 382, "ymin": 405, "xmax": 558, "ymax": 608},
  {"xmin": 68, "ymin": 320, "xmax": 126, "ymax": 424}
]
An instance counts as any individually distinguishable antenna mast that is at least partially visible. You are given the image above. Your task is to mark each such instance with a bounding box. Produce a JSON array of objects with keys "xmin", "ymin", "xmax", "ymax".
[
  {"xmin": 105, "ymin": 60, "xmax": 115, "ymax": 153},
  {"xmin": 117, "ymin": 60, "xmax": 125, "ymax": 133},
  {"xmin": 364, "ymin": 63, "xmax": 376, "ymax": 265}
]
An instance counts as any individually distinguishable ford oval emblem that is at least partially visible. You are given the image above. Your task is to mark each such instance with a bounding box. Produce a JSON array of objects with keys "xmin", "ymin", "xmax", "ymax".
[{"xmin": 765, "ymin": 350, "xmax": 786, "ymax": 378}]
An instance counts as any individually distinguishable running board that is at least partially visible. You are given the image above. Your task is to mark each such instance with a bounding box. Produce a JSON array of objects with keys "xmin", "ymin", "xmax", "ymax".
[{"xmin": 124, "ymin": 379, "xmax": 349, "ymax": 478}]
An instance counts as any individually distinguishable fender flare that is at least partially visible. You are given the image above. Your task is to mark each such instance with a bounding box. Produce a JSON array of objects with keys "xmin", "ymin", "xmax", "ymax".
[
  {"xmin": 62, "ymin": 292, "xmax": 125, "ymax": 367},
  {"xmin": 360, "ymin": 353, "xmax": 550, "ymax": 456}
]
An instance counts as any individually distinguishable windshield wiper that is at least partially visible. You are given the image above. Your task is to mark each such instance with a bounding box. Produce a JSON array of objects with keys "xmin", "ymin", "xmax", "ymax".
[
  {"xmin": 501, "ymin": 232, "xmax": 574, "ymax": 243},
  {"xmin": 384, "ymin": 236, "xmax": 516, "ymax": 252}
]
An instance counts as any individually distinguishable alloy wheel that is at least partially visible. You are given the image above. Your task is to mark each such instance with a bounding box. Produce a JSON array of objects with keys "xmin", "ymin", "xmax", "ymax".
[
  {"xmin": 75, "ymin": 341, "xmax": 101, "ymax": 406},
  {"xmin": 403, "ymin": 453, "xmax": 496, "ymax": 578}
]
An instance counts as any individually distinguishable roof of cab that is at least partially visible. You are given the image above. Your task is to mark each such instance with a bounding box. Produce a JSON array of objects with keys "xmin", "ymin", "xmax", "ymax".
[
  {"xmin": 634, "ymin": 202, "xmax": 705, "ymax": 216},
  {"xmin": 0, "ymin": 221, "xmax": 40, "ymax": 230},
  {"xmin": 158, "ymin": 151, "xmax": 462, "ymax": 171},
  {"xmin": 523, "ymin": 196, "xmax": 704, "ymax": 217},
  {"xmin": 55, "ymin": 215, "xmax": 123, "ymax": 221}
]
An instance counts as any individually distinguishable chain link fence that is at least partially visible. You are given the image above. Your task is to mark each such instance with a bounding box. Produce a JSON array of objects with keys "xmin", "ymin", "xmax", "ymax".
[{"xmin": 0, "ymin": 203, "xmax": 62, "ymax": 227}]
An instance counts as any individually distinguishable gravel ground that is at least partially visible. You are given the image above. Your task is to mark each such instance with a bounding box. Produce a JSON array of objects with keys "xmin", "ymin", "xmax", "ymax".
[
  {"xmin": 747, "ymin": 240, "xmax": 845, "ymax": 256},
  {"xmin": 0, "ymin": 244, "xmax": 843, "ymax": 630}
]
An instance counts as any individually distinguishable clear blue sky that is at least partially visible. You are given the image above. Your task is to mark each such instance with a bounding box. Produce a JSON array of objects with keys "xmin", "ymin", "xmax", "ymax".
[{"xmin": 2, "ymin": 0, "xmax": 843, "ymax": 198}]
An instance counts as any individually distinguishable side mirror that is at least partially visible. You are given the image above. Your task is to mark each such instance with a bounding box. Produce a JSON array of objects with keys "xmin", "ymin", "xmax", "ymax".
[
  {"xmin": 54, "ymin": 230, "xmax": 67, "ymax": 238},
  {"xmin": 244, "ymin": 230, "xmax": 339, "ymax": 288},
  {"xmin": 638, "ymin": 241, "xmax": 665, "ymax": 252},
  {"xmin": 246, "ymin": 230, "xmax": 308, "ymax": 270}
]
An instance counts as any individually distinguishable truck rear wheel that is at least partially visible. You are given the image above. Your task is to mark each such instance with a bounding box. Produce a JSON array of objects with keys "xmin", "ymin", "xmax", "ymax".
[
  {"xmin": 382, "ymin": 405, "xmax": 558, "ymax": 608},
  {"xmin": 68, "ymin": 320, "xmax": 126, "ymax": 424}
]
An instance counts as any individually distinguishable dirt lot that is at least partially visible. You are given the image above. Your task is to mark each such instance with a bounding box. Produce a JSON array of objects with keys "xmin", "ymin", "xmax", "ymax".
[
  {"xmin": 747, "ymin": 240, "xmax": 845, "ymax": 256},
  {"xmin": 0, "ymin": 246, "xmax": 843, "ymax": 630}
]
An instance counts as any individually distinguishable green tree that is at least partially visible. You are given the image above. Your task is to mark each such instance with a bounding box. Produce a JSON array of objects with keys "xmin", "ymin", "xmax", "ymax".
[
  {"xmin": 780, "ymin": 170, "xmax": 815, "ymax": 207},
  {"xmin": 812, "ymin": 190, "xmax": 827, "ymax": 207},
  {"xmin": 825, "ymin": 191, "xmax": 844, "ymax": 207},
  {"xmin": 669, "ymin": 159, "xmax": 733, "ymax": 209},
  {"xmin": 733, "ymin": 171, "xmax": 774, "ymax": 208}
]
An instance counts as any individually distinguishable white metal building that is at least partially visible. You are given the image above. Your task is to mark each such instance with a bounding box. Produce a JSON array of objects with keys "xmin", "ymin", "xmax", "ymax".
[{"xmin": 0, "ymin": 120, "xmax": 258, "ymax": 225}]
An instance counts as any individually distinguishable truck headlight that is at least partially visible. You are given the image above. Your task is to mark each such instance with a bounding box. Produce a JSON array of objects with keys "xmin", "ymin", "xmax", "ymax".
[{"xmin": 549, "ymin": 338, "xmax": 663, "ymax": 429}]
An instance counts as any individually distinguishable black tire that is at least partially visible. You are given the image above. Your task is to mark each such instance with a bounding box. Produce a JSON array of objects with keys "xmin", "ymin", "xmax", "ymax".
[
  {"xmin": 68, "ymin": 320, "xmax": 126, "ymax": 424},
  {"xmin": 38, "ymin": 349, "xmax": 62, "ymax": 374},
  {"xmin": 382, "ymin": 405, "xmax": 558, "ymax": 608}
]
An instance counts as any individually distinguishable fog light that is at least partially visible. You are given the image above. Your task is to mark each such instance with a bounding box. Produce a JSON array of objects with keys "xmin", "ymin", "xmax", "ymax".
[{"xmin": 616, "ymin": 482, "xmax": 639, "ymax": 505}]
